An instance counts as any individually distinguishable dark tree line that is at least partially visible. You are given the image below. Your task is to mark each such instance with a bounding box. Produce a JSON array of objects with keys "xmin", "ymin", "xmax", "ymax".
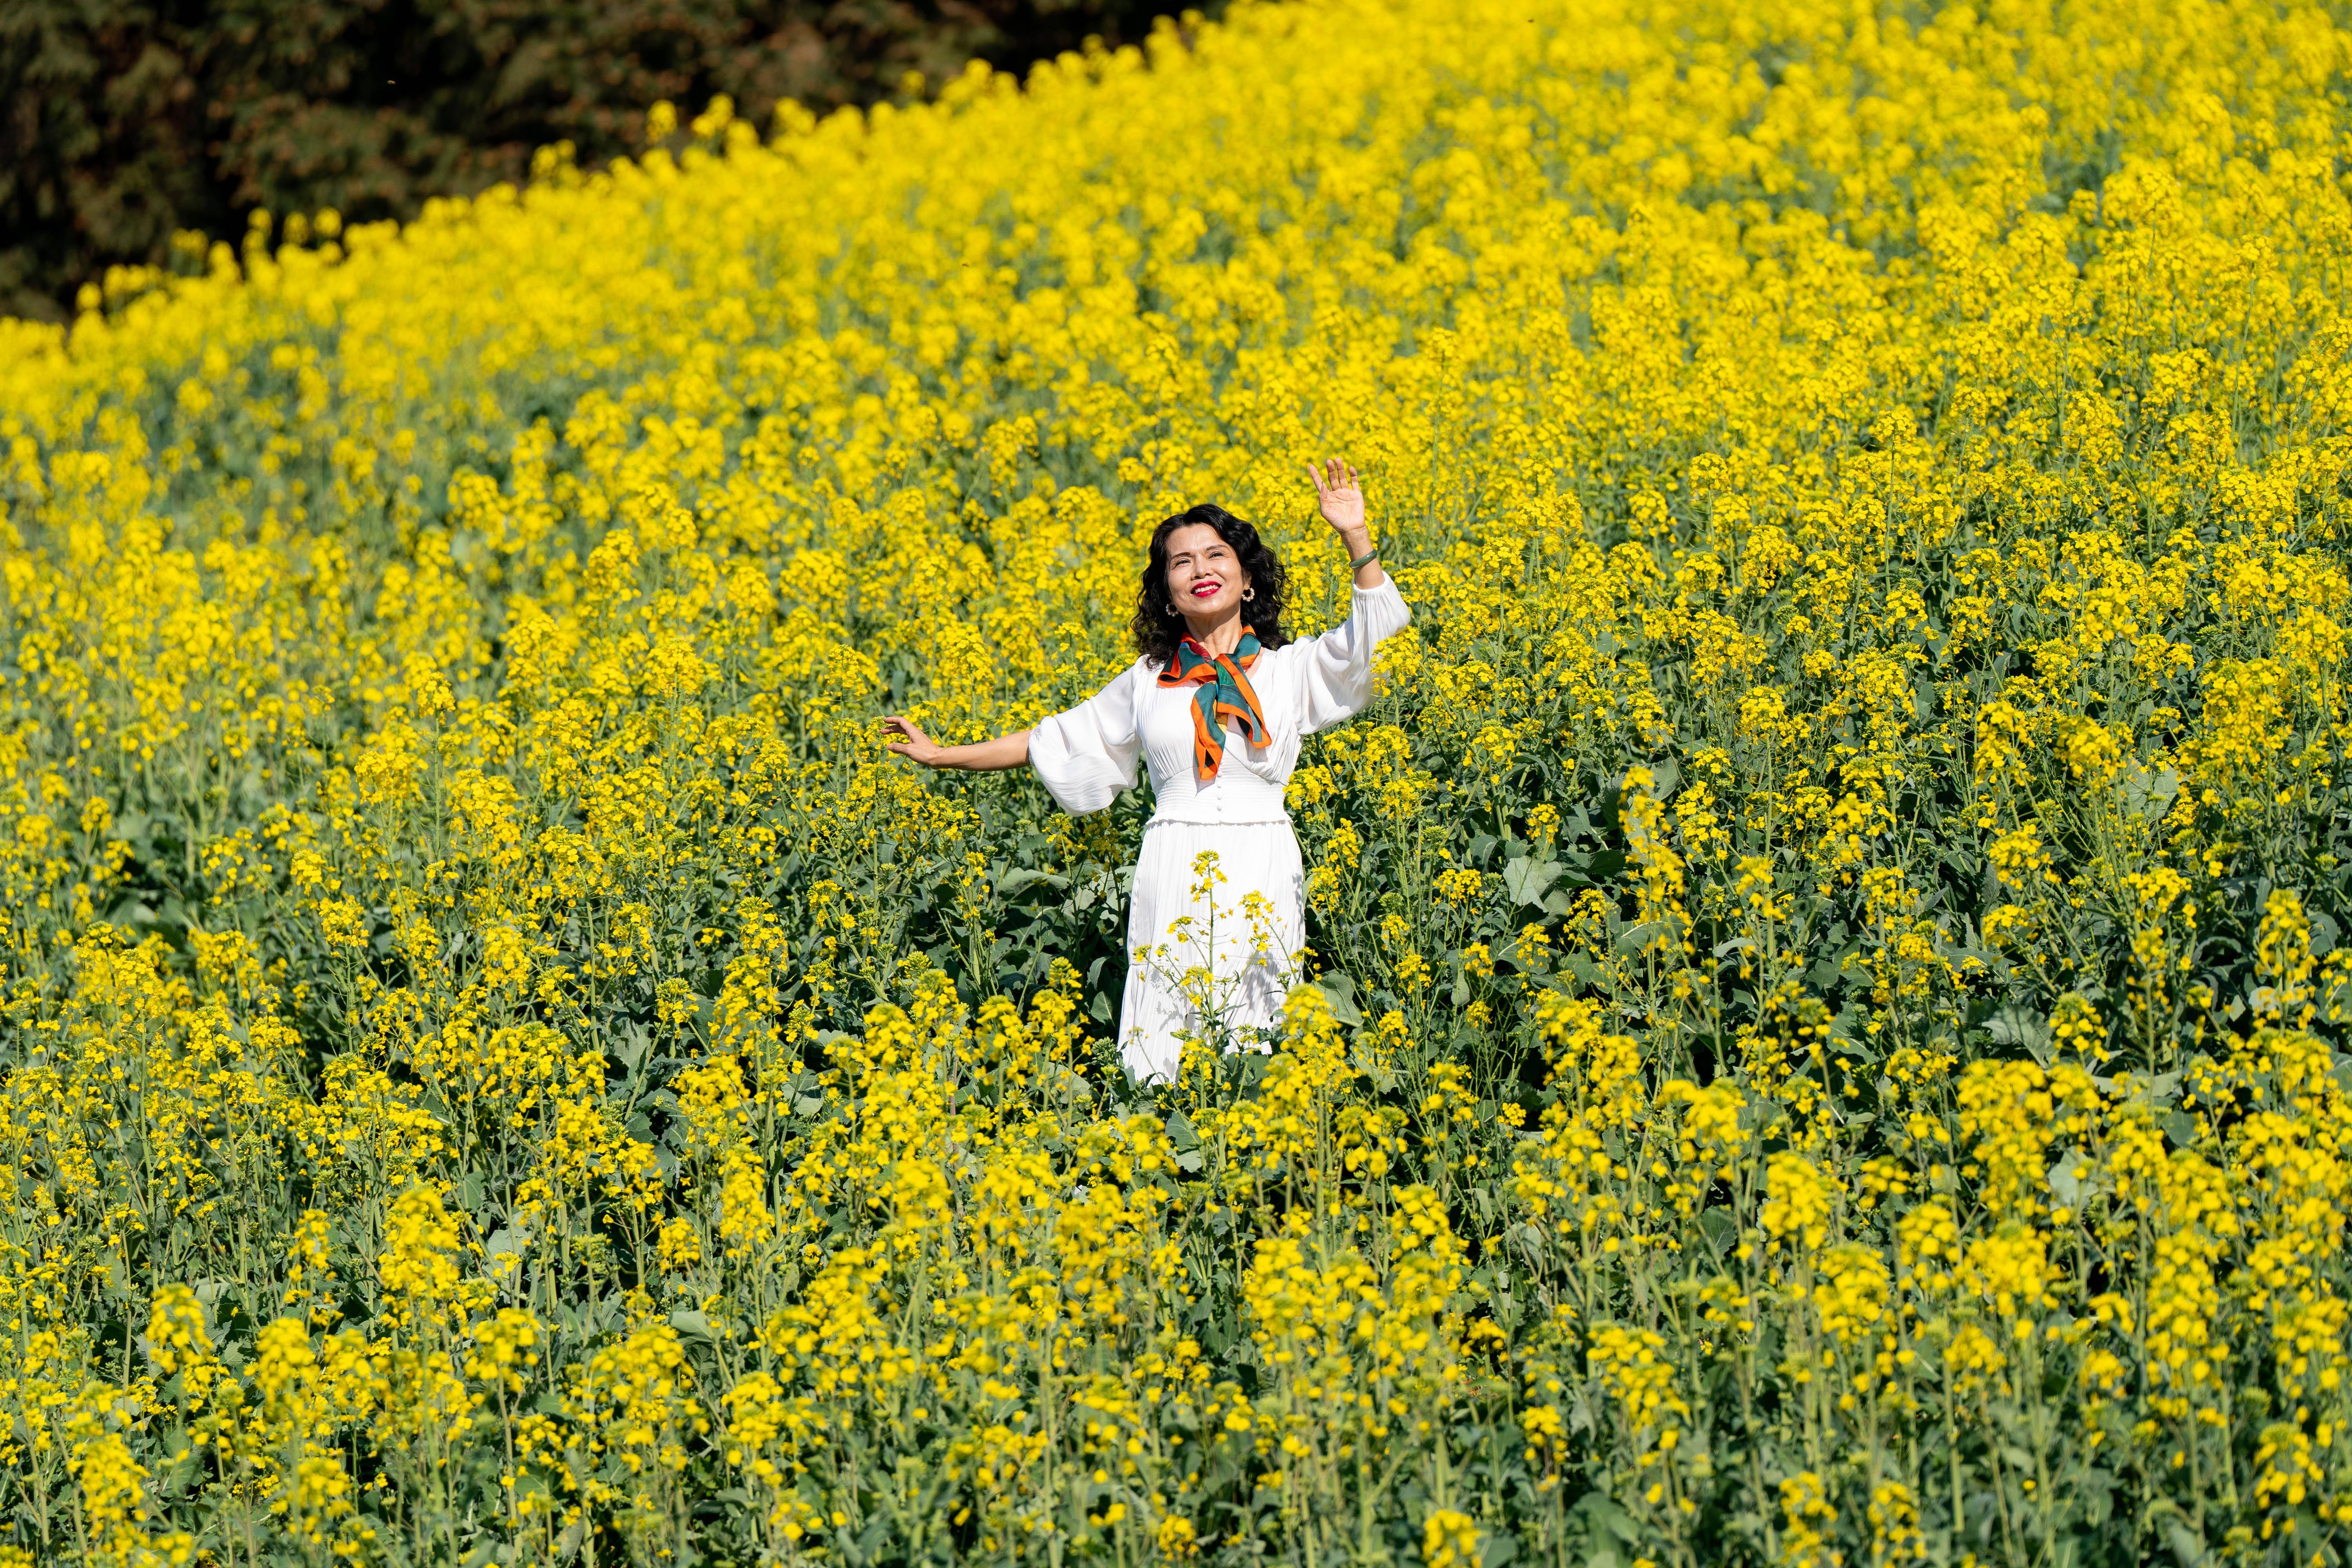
[{"xmin": 2, "ymin": 0, "xmax": 1207, "ymax": 319}]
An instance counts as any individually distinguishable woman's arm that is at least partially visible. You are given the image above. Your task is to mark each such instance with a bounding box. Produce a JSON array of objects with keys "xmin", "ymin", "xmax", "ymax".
[
  {"xmin": 1307, "ymin": 457, "xmax": 1388, "ymax": 589},
  {"xmin": 885, "ymin": 717, "xmax": 1031, "ymax": 771},
  {"xmin": 1282, "ymin": 459, "xmax": 1414, "ymax": 738}
]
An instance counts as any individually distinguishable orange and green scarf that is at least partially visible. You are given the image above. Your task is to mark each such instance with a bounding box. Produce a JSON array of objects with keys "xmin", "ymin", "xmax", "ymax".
[{"xmin": 1159, "ymin": 633, "xmax": 1268, "ymax": 783}]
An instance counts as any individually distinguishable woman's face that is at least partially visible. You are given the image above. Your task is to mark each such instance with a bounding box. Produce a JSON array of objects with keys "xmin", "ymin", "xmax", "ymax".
[{"xmin": 1163, "ymin": 523, "xmax": 1250, "ymax": 620}]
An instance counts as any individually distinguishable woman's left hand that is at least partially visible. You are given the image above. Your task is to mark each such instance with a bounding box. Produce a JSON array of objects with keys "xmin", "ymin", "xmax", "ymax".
[{"xmin": 1307, "ymin": 457, "xmax": 1370, "ymax": 549}]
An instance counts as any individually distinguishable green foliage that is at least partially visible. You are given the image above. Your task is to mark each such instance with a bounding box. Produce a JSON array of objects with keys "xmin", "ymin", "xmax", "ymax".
[{"xmin": 0, "ymin": 0, "xmax": 1209, "ymax": 318}]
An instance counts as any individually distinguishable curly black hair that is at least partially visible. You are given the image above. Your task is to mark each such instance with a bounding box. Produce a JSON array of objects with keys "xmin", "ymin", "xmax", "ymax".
[{"xmin": 1131, "ymin": 504, "xmax": 1290, "ymax": 668}]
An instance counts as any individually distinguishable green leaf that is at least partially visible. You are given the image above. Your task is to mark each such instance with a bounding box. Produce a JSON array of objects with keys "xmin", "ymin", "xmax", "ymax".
[{"xmin": 1503, "ymin": 854, "xmax": 1564, "ymax": 907}]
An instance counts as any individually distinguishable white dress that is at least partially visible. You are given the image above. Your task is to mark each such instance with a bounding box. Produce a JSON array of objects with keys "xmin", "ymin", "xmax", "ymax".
[{"xmin": 1029, "ymin": 579, "xmax": 1413, "ymax": 1082}]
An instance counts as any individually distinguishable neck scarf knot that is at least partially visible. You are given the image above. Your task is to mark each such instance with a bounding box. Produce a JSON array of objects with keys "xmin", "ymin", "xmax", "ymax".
[{"xmin": 1158, "ymin": 633, "xmax": 1268, "ymax": 783}]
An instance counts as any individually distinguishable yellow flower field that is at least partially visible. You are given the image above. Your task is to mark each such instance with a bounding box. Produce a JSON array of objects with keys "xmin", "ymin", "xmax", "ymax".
[{"xmin": 6, "ymin": 0, "xmax": 2352, "ymax": 1561}]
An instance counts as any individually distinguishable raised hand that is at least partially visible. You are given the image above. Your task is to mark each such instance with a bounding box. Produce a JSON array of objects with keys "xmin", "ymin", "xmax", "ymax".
[{"xmin": 1307, "ymin": 457, "xmax": 1370, "ymax": 548}]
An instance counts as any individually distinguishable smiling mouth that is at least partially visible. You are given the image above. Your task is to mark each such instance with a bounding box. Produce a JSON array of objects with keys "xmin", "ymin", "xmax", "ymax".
[{"xmin": 1190, "ymin": 584, "xmax": 1220, "ymax": 598}]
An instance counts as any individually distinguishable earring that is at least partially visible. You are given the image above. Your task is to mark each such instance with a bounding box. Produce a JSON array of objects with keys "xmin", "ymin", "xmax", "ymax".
[
  {"xmin": 1241, "ymin": 586, "xmax": 1256, "ymax": 602},
  {"xmin": 1165, "ymin": 603, "xmax": 1181, "ymax": 617}
]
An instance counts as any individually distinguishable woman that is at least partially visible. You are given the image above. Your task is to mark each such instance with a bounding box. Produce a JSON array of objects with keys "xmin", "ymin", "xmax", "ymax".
[{"xmin": 884, "ymin": 458, "xmax": 1411, "ymax": 1082}]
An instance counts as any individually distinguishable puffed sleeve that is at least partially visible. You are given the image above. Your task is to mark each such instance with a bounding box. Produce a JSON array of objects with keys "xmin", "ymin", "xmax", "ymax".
[
  {"xmin": 1285, "ymin": 577, "xmax": 1414, "ymax": 737},
  {"xmin": 1028, "ymin": 662, "xmax": 1145, "ymax": 814}
]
